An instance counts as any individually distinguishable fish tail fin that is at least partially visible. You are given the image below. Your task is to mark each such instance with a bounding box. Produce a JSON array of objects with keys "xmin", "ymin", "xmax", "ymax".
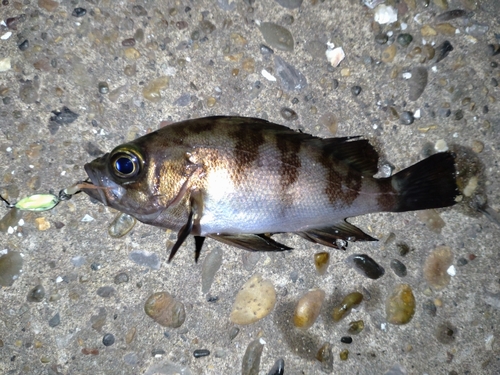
[{"xmin": 390, "ymin": 152, "xmax": 459, "ymax": 212}]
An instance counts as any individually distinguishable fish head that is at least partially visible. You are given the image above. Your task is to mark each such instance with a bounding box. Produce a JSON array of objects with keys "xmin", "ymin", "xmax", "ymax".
[{"xmin": 82, "ymin": 141, "xmax": 165, "ymax": 221}]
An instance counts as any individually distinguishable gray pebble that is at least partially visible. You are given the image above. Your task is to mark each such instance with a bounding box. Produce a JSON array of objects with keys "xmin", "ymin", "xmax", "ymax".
[
  {"xmin": 229, "ymin": 326, "xmax": 240, "ymax": 341},
  {"xmin": 216, "ymin": 0, "xmax": 237, "ymax": 11},
  {"xmin": 71, "ymin": 255, "xmax": 86, "ymax": 267},
  {"xmin": 390, "ymin": 259, "xmax": 407, "ymax": 277},
  {"xmin": 491, "ymin": 78, "xmax": 498, "ymax": 87},
  {"xmin": 260, "ymin": 44, "xmax": 274, "ymax": 55},
  {"xmin": 242, "ymin": 338, "xmax": 265, "ymax": 375},
  {"xmin": 114, "ymin": 272, "xmax": 129, "ymax": 284},
  {"xmin": 49, "ymin": 312, "xmax": 60, "ymax": 327},
  {"xmin": 28, "ymin": 284, "xmax": 45, "ymax": 302},
  {"xmin": 454, "ymin": 110, "xmax": 464, "ymax": 120},
  {"xmin": 351, "ymin": 86, "xmax": 362, "ymax": 96},
  {"xmin": 438, "ymin": 108, "xmax": 451, "ymax": 118},
  {"xmin": 456, "ymin": 257, "xmax": 468, "ymax": 266},
  {"xmin": 102, "ymin": 333, "xmax": 115, "ymax": 346},
  {"xmin": 435, "ymin": 41, "xmax": 453, "ymax": 63},
  {"xmin": 0, "ymin": 251, "xmax": 23, "ymax": 287},
  {"xmin": 408, "ymin": 66, "xmax": 428, "ymax": 101},
  {"xmin": 152, "ymin": 348, "xmax": 166, "ymax": 356},
  {"xmin": 72, "ymin": 8, "xmax": 86, "ymax": 17},
  {"xmin": 18, "ymin": 39, "xmax": 29, "ymax": 51},
  {"xmin": 242, "ymin": 251, "xmax": 261, "ymax": 271},
  {"xmin": 50, "ymin": 106, "xmax": 79, "ymax": 125},
  {"xmin": 90, "ymin": 262, "xmax": 101, "ymax": 271},
  {"xmin": 274, "ymin": 55, "xmax": 307, "ymax": 92},
  {"xmin": 201, "ymin": 248, "xmax": 223, "ymax": 293},
  {"xmin": 173, "ymin": 93, "xmax": 191, "ymax": 106},
  {"xmin": 98, "ymin": 82, "xmax": 109, "ymax": 94},
  {"xmin": 375, "ymin": 33, "xmax": 388, "ymax": 44},
  {"xmin": 193, "ymin": 349, "xmax": 210, "ymax": 358},
  {"xmin": 132, "ymin": 5, "xmax": 147, "ymax": 16},
  {"xmin": 275, "ymin": 0, "xmax": 303, "ymax": 9},
  {"xmin": 400, "ymin": 111, "xmax": 414, "ymax": 125},
  {"xmin": 123, "ymin": 352, "xmax": 139, "ymax": 366},
  {"xmin": 396, "ymin": 34, "xmax": 413, "ymax": 47},
  {"xmin": 259, "ymin": 22, "xmax": 294, "ymax": 52},
  {"xmin": 280, "ymin": 107, "xmax": 298, "ymax": 121},
  {"xmin": 435, "ymin": 9, "xmax": 467, "ymax": 22},
  {"xmin": 267, "ymin": 358, "xmax": 285, "ymax": 375},
  {"xmin": 97, "ymin": 286, "xmax": 116, "ymax": 298},
  {"xmin": 422, "ymin": 300, "xmax": 437, "ymax": 317},
  {"xmin": 129, "ymin": 250, "xmax": 161, "ymax": 270}
]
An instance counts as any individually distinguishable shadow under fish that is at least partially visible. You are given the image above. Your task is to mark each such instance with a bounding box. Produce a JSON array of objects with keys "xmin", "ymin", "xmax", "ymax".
[{"xmin": 81, "ymin": 116, "xmax": 460, "ymax": 262}]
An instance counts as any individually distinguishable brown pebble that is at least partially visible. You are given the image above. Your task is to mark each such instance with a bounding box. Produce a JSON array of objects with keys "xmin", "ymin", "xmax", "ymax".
[
  {"xmin": 385, "ymin": 284, "xmax": 416, "ymax": 325},
  {"xmin": 293, "ymin": 289, "xmax": 325, "ymax": 330},
  {"xmin": 416, "ymin": 209, "xmax": 445, "ymax": 234},
  {"xmin": 144, "ymin": 292, "xmax": 186, "ymax": 328},
  {"xmin": 332, "ymin": 292, "xmax": 363, "ymax": 322},
  {"xmin": 381, "ymin": 44, "xmax": 396, "ymax": 63},
  {"xmin": 424, "ymin": 246, "xmax": 453, "ymax": 290},
  {"xmin": 38, "ymin": 0, "xmax": 59, "ymax": 12},
  {"xmin": 314, "ymin": 252, "xmax": 330, "ymax": 275},
  {"xmin": 81, "ymin": 348, "xmax": 99, "ymax": 355},
  {"xmin": 122, "ymin": 38, "xmax": 136, "ymax": 47}
]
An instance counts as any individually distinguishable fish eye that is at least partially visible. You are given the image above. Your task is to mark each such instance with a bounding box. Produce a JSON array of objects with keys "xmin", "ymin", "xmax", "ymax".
[{"xmin": 111, "ymin": 151, "xmax": 141, "ymax": 179}]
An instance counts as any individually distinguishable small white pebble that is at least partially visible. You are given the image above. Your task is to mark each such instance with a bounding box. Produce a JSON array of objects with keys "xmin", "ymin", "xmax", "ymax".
[
  {"xmin": 81, "ymin": 214, "xmax": 94, "ymax": 222},
  {"xmin": 1, "ymin": 31, "xmax": 12, "ymax": 40},
  {"xmin": 431, "ymin": 66, "xmax": 438, "ymax": 72},
  {"xmin": 401, "ymin": 22, "xmax": 407, "ymax": 30},
  {"xmin": 414, "ymin": 109, "xmax": 421, "ymax": 118},
  {"xmin": 387, "ymin": 30, "xmax": 393, "ymax": 37},
  {"xmin": 485, "ymin": 334, "xmax": 494, "ymax": 351},
  {"xmin": 372, "ymin": 124, "xmax": 378, "ymax": 129},
  {"xmin": 60, "ymin": 171, "xmax": 66, "ymax": 176},
  {"xmin": 29, "ymin": 165, "xmax": 34, "ymax": 169},
  {"xmin": 7, "ymin": 226, "xmax": 14, "ymax": 234},
  {"xmin": 56, "ymin": 276, "xmax": 63, "ymax": 283},
  {"xmin": 402, "ymin": 72, "xmax": 412, "ymax": 79},
  {"xmin": 259, "ymin": 338, "xmax": 266, "ymax": 345},
  {"xmin": 185, "ymin": 57, "xmax": 191, "ymax": 62},
  {"xmin": 0, "ymin": 249, "xmax": 8, "ymax": 255},
  {"xmin": 6, "ymin": 147, "xmax": 12, "ymax": 152},
  {"xmin": 380, "ymin": 323, "xmax": 388, "ymax": 332},
  {"xmin": 435, "ymin": 139, "xmax": 448, "ymax": 152},
  {"xmin": 374, "ymin": 5, "xmax": 398, "ymax": 25},
  {"xmin": 261, "ymin": 69, "xmax": 276, "ymax": 82},
  {"xmin": 453, "ymin": 132, "xmax": 459, "ymax": 138},
  {"xmin": 446, "ymin": 265, "xmax": 456, "ymax": 276}
]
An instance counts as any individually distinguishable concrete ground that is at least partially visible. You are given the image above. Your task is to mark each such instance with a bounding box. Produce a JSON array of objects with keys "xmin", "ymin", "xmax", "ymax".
[{"xmin": 1, "ymin": 0, "xmax": 499, "ymax": 374}]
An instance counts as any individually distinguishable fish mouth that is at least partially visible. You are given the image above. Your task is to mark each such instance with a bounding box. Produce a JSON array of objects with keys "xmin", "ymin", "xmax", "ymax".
[{"xmin": 82, "ymin": 163, "xmax": 110, "ymax": 205}]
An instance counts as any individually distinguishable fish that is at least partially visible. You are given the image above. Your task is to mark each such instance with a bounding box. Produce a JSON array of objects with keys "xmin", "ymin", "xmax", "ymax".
[{"xmin": 82, "ymin": 116, "xmax": 459, "ymax": 262}]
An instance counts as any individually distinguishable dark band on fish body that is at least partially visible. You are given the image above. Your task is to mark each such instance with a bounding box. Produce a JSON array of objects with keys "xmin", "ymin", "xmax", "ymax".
[
  {"xmin": 275, "ymin": 135, "xmax": 301, "ymax": 190},
  {"xmin": 231, "ymin": 125, "xmax": 265, "ymax": 184}
]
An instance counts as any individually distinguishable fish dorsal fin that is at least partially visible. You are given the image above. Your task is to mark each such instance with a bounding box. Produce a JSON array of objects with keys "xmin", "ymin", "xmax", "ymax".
[
  {"xmin": 315, "ymin": 137, "xmax": 380, "ymax": 176},
  {"xmin": 297, "ymin": 221, "xmax": 377, "ymax": 249},
  {"xmin": 208, "ymin": 233, "xmax": 292, "ymax": 252}
]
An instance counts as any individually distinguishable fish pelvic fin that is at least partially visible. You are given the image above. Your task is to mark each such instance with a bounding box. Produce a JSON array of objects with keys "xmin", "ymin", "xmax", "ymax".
[
  {"xmin": 297, "ymin": 221, "xmax": 377, "ymax": 250},
  {"xmin": 208, "ymin": 233, "xmax": 292, "ymax": 252},
  {"xmin": 389, "ymin": 151, "xmax": 460, "ymax": 212}
]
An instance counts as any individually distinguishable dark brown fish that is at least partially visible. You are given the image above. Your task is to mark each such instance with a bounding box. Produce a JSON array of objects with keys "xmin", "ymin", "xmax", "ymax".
[{"xmin": 82, "ymin": 116, "xmax": 459, "ymax": 261}]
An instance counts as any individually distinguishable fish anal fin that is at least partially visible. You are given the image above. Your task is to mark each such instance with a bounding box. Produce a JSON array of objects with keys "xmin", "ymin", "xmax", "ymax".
[
  {"xmin": 315, "ymin": 137, "xmax": 379, "ymax": 176},
  {"xmin": 297, "ymin": 221, "xmax": 377, "ymax": 250},
  {"xmin": 208, "ymin": 233, "xmax": 292, "ymax": 252}
]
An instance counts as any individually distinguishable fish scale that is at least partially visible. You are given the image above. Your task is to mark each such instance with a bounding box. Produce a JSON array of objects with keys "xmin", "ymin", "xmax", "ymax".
[{"xmin": 82, "ymin": 116, "xmax": 459, "ymax": 261}]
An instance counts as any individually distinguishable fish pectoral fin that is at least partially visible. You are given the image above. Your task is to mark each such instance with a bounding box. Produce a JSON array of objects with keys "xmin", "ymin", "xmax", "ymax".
[
  {"xmin": 167, "ymin": 209, "xmax": 194, "ymax": 263},
  {"xmin": 167, "ymin": 190, "xmax": 205, "ymax": 263},
  {"xmin": 208, "ymin": 233, "xmax": 292, "ymax": 252},
  {"xmin": 297, "ymin": 221, "xmax": 377, "ymax": 250}
]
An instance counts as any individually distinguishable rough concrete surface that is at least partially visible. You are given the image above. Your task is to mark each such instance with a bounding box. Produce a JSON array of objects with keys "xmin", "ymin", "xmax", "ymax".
[{"xmin": 1, "ymin": 0, "xmax": 499, "ymax": 374}]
